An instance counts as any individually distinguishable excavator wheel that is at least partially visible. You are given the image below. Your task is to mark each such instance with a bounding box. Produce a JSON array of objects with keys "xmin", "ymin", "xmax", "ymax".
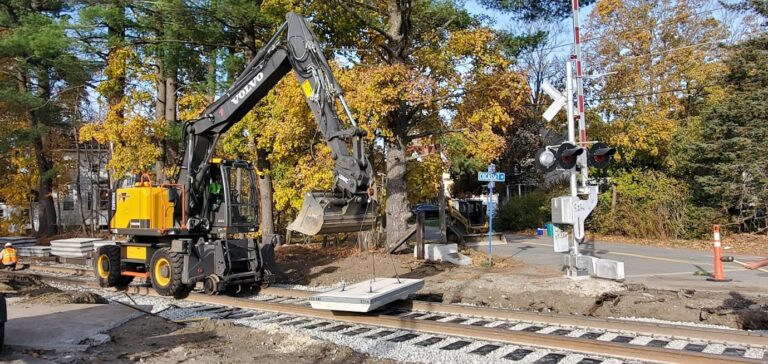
[
  {"xmin": 203, "ymin": 275, "xmax": 222, "ymax": 295},
  {"xmin": 94, "ymin": 245, "xmax": 133, "ymax": 289},
  {"xmin": 150, "ymin": 248, "xmax": 193, "ymax": 299}
]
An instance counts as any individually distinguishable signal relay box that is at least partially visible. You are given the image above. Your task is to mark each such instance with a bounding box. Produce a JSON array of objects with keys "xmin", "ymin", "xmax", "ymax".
[{"xmin": 551, "ymin": 196, "xmax": 576, "ymax": 224}]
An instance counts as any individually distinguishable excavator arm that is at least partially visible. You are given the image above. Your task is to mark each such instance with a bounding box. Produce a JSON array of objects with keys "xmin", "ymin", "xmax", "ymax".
[{"xmin": 177, "ymin": 12, "xmax": 376, "ymax": 236}]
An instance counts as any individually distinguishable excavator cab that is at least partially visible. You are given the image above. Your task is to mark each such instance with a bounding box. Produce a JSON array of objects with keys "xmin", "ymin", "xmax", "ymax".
[
  {"xmin": 288, "ymin": 192, "xmax": 377, "ymax": 236},
  {"xmin": 206, "ymin": 159, "xmax": 259, "ymax": 233}
]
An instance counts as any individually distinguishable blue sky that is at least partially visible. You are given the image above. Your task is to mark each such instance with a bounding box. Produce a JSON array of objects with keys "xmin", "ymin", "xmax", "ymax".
[
  {"xmin": 462, "ymin": 0, "xmax": 595, "ymax": 60},
  {"xmin": 460, "ymin": 0, "xmax": 743, "ymax": 64}
]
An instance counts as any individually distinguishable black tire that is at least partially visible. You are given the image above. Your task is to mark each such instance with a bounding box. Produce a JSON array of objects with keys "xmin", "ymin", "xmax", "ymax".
[
  {"xmin": 150, "ymin": 248, "xmax": 192, "ymax": 299},
  {"xmin": 94, "ymin": 245, "xmax": 133, "ymax": 289}
]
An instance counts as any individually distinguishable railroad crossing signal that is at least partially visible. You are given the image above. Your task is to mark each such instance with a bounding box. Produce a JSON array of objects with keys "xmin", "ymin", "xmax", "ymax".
[
  {"xmin": 588, "ymin": 142, "xmax": 616, "ymax": 169},
  {"xmin": 556, "ymin": 143, "xmax": 583, "ymax": 169},
  {"xmin": 542, "ymin": 80, "xmax": 567, "ymax": 122},
  {"xmin": 534, "ymin": 143, "xmax": 585, "ymax": 171},
  {"xmin": 535, "ymin": 147, "xmax": 557, "ymax": 173}
]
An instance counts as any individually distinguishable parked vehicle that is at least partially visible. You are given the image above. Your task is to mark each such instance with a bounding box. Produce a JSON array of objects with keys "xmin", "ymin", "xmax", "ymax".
[{"xmin": 411, "ymin": 204, "xmax": 439, "ymax": 219}]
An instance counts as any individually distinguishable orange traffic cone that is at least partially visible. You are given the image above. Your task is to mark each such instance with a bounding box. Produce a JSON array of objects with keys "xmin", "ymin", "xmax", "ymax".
[{"xmin": 707, "ymin": 225, "xmax": 731, "ymax": 282}]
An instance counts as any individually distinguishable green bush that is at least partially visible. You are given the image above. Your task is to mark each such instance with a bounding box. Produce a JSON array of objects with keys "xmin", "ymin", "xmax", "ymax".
[
  {"xmin": 494, "ymin": 191, "xmax": 551, "ymax": 231},
  {"xmin": 591, "ymin": 170, "xmax": 690, "ymax": 239},
  {"xmin": 681, "ymin": 205, "xmax": 722, "ymax": 239}
]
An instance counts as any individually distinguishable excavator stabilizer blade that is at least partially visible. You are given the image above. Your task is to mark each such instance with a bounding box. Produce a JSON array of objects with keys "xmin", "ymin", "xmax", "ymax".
[{"xmin": 287, "ymin": 192, "xmax": 377, "ymax": 236}]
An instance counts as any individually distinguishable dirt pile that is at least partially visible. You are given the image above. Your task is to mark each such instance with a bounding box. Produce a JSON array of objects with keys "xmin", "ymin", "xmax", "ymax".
[
  {"xmin": 275, "ymin": 244, "xmax": 420, "ymax": 286},
  {"xmin": 0, "ymin": 273, "xmax": 59, "ymax": 297},
  {"xmin": 0, "ymin": 272, "xmax": 107, "ymax": 304},
  {"xmin": 20, "ymin": 291, "xmax": 107, "ymax": 304}
]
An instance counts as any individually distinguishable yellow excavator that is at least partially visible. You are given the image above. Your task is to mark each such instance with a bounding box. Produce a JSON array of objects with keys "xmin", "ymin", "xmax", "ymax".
[{"xmin": 95, "ymin": 13, "xmax": 377, "ymax": 298}]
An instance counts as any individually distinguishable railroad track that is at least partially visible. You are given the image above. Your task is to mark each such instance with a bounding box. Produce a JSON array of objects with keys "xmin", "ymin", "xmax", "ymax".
[{"xmin": 10, "ymin": 265, "xmax": 768, "ymax": 363}]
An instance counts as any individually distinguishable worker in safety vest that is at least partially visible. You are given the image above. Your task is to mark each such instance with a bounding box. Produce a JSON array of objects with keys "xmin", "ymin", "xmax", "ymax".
[{"xmin": 1, "ymin": 242, "xmax": 17, "ymax": 271}]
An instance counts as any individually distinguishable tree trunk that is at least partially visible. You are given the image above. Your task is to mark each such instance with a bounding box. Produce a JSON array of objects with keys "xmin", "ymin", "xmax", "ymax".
[
  {"xmin": 158, "ymin": 68, "xmax": 177, "ymax": 183},
  {"xmin": 256, "ymin": 147, "xmax": 282, "ymax": 275},
  {"xmin": 385, "ymin": 136, "xmax": 410, "ymax": 248},
  {"xmin": 256, "ymin": 148, "xmax": 274, "ymax": 236},
  {"xmin": 34, "ymin": 138, "xmax": 57, "ymax": 237},
  {"xmin": 206, "ymin": 47, "xmax": 217, "ymax": 102},
  {"xmin": 107, "ymin": 1, "xmax": 126, "ymax": 184},
  {"xmin": 18, "ymin": 68, "xmax": 57, "ymax": 237}
]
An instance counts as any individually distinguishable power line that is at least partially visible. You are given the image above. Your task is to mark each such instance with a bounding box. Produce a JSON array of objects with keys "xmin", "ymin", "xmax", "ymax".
[
  {"xmin": 584, "ymin": 38, "xmax": 727, "ymax": 62},
  {"xmin": 587, "ymin": 83, "xmax": 719, "ymax": 102}
]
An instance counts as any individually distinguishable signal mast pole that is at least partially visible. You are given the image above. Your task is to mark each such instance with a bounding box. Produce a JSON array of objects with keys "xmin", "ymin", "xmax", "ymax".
[
  {"xmin": 571, "ymin": 0, "xmax": 589, "ymax": 190},
  {"xmin": 571, "ymin": 0, "xmax": 586, "ymax": 146}
]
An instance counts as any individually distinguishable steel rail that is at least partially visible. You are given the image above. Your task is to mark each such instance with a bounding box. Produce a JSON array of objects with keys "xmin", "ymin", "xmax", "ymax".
[
  {"xmin": 181, "ymin": 293, "xmax": 764, "ymax": 364},
  {"xmin": 14, "ymin": 267, "xmax": 768, "ymax": 360},
  {"xmin": 396, "ymin": 301, "xmax": 768, "ymax": 347},
  {"xmin": 20, "ymin": 265, "xmax": 768, "ymax": 347}
]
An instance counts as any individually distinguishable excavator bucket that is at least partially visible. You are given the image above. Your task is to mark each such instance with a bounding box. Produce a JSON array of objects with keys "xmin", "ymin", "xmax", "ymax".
[{"xmin": 287, "ymin": 192, "xmax": 377, "ymax": 236}]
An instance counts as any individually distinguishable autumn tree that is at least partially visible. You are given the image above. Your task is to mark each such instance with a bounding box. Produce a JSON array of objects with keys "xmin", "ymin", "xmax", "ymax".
[
  {"xmin": 585, "ymin": 0, "xmax": 727, "ymax": 169},
  {"xmin": 290, "ymin": 1, "xmax": 530, "ymax": 247},
  {"xmin": 0, "ymin": 1, "xmax": 89, "ymax": 236}
]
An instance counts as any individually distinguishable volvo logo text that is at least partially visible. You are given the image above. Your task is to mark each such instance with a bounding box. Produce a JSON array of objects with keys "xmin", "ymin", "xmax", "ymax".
[{"xmin": 230, "ymin": 72, "xmax": 264, "ymax": 105}]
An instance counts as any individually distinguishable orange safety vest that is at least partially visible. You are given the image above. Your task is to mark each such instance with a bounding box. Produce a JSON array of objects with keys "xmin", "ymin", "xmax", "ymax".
[{"xmin": 2, "ymin": 248, "xmax": 17, "ymax": 265}]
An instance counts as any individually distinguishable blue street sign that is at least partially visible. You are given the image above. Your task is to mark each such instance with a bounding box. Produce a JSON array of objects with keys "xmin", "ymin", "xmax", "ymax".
[
  {"xmin": 485, "ymin": 163, "xmax": 497, "ymax": 267},
  {"xmin": 478, "ymin": 172, "xmax": 506, "ymax": 182}
]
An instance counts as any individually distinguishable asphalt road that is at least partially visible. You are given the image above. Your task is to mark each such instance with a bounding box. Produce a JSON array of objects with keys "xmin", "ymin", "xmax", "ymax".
[
  {"xmin": 422, "ymin": 222, "xmax": 766, "ymax": 293},
  {"xmin": 488, "ymin": 234, "xmax": 768, "ymax": 293}
]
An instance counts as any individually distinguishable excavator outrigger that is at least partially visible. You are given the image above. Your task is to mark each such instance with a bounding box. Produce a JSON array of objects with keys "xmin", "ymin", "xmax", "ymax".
[{"xmin": 95, "ymin": 13, "xmax": 377, "ymax": 298}]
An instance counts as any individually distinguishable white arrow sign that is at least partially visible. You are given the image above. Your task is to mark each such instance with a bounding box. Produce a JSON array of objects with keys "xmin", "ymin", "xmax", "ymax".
[{"xmin": 541, "ymin": 80, "xmax": 566, "ymax": 122}]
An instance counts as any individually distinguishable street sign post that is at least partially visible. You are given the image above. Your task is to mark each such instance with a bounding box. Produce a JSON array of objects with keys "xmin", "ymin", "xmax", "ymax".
[{"xmin": 479, "ymin": 164, "xmax": 504, "ymax": 267}]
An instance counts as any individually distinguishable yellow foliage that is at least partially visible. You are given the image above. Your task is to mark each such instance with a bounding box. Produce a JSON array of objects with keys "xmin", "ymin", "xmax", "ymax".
[
  {"xmin": 337, "ymin": 63, "xmax": 440, "ymax": 139},
  {"xmin": 0, "ymin": 147, "xmax": 37, "ymax": 207},
  {"xmin": 178, "ymin": 91, "xmax": 209, "ymax": 121},
  {"xmin": 79, "ymin": 47, "xmax": 166, "ymax": 176},
  {"xmin": 95, "ymin": 47, "xmax": 130, "ymax": 99},
  {"xmin": 587, "ymin": 0, "xmax": 727, "ymax": 167},
  {"xmin": 260, "ymin": 0, "xmax": 300, "ymax": 21},
  {"xmin": 0, "ymin": 118, "xmax": 37, "ymax": 232},
  {"xmin": 452, "ymin": 70, "xmax": 529, "ymax": 164},
  {"xmin": 406, "ymin": 153, "xmax": 443, "ymax": 204}
]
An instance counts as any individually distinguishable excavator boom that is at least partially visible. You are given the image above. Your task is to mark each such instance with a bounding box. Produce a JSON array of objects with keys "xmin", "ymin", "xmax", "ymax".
[{"xmin": 178, "ymin": 12, "xmax": 377, "ymax": 236}]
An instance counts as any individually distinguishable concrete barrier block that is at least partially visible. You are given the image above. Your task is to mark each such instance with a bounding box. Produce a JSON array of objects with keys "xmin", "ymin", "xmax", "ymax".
[{"xmin": 594, "ymin": 258, "xmax": 625, "ymax": 280}]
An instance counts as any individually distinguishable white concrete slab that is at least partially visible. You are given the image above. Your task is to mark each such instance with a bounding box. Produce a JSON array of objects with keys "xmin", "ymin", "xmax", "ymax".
[
  {"xmin": 50, "ymin": 238, "xmax": 101, "ymax": 244},
  {"xmin": 309, "ymin": 278, "xmax": 424, "ymax": 312},
  {"xmin": 5, "ymin": 303, "xmax": 147, "ymax": 351},
  {"xmin": 416, "ymin": 244, "xmax": 472, "ymax": 265}
]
